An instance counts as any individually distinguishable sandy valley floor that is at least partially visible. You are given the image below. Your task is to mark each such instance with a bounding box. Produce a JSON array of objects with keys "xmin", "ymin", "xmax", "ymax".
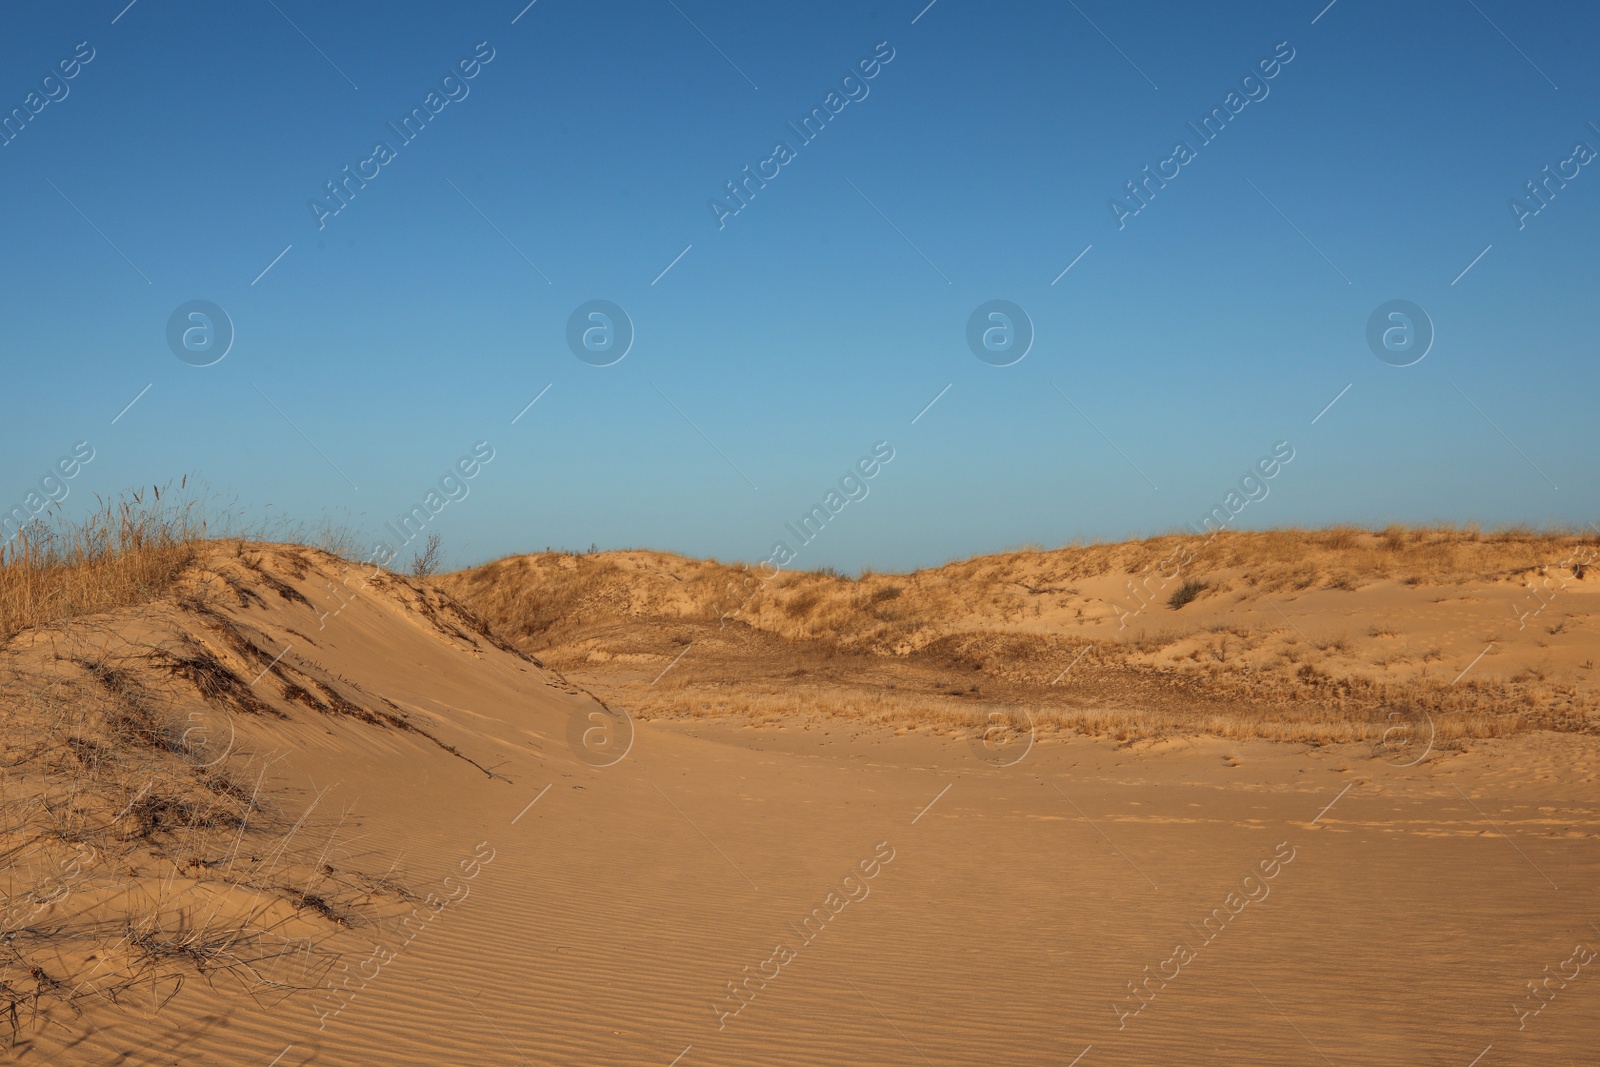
[
  {"xmin": 5, "ymin": 541, "xmax": 1598, "ymax": 1065},
  {"xmin": 32, "ymin": 725, "xmax": 1600, "ymax": 1066}
]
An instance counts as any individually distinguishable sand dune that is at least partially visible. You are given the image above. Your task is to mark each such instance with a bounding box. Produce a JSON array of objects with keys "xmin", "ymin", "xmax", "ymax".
[
  {"xmin": 443, "ymin": 527, "xmax": 1600, "ymax": 744},
  {"xmin": 4, "ymin": 533, "xmax": 1598, "ymax": 1064}
]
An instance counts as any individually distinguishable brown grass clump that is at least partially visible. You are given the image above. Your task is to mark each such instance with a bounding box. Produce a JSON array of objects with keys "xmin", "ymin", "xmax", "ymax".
[
  {"xmin": 1, "ymin": 484, "xmax": 206, "ymax": 644},
  {"xmin": 1168, "ymin": 579, "xmax": 1206, "ymax": 610}
]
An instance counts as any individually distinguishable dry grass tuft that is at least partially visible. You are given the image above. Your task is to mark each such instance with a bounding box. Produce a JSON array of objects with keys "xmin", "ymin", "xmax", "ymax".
[
  {"xmin": 1, "ymin": 483, "xmax": 207, "ymax": 644},
  {"xmin": 1168, "ymin": 579, "xmax": 1206, "ymax": 610}
]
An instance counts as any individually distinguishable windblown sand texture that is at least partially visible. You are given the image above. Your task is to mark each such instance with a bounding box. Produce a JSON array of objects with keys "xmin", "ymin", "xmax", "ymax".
[{"xmin": 3, "ymin": 529, "xmax": 1597, "ymax": 1065}]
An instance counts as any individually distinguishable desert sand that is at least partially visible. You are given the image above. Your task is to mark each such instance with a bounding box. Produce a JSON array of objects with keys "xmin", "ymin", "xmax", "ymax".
[{"xmin": 4, "ymin": 533, "xmax": 1598, "ymax": 1065}]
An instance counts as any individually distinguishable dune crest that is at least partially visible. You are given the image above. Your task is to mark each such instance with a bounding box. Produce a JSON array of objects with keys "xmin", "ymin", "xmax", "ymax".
[
  {"xmin": 442, "ymin": 527, "xmax": 1600, "ymax": 744},
  {"xmin": 0, "ymin": 542, "xmax": 597, "ymax": 1061}
]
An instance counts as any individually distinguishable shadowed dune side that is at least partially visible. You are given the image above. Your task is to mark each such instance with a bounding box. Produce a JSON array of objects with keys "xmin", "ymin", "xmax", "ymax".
[{"xmin": 0, "ymin": 541, "xmax": 602, "ymax": 1060}]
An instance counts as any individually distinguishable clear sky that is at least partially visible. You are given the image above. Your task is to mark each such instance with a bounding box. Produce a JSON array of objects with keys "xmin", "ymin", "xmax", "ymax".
[{"xmin": 3, "ymin": 0, "xmax": 1595, "ymax": 573}]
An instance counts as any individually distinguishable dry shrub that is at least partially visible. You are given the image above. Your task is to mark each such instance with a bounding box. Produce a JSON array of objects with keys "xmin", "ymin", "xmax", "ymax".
[
  {"xmin": 1168, "ymin": 579, "xmax": 1206, "ymax": 609},
  {"xmin": 782, "ymin": 589, "xmax": 823, "ymax": 619},
  {"xmin": 1320, "ymin": 526, "xmax": 1362, "ymax": 551}
]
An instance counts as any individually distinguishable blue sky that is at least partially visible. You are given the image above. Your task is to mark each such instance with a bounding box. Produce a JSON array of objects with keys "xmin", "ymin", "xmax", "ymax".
[{"xmin": 2, "ymin": 0, "xmax": 1595, "ymax": 573}]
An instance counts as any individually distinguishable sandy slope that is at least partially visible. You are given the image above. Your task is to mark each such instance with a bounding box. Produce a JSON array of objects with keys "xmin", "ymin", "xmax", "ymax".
[
  {"xmin": 6, "ymin": 542, "xmax": 1599, "ymax": 1065},
  {"xmin": 439, "ymin": 530, "xmax": 1600, "ymax": 681},
  {"xmin": 442, "ymin": 530, "xmax": 1600, "ymax": 744}
]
